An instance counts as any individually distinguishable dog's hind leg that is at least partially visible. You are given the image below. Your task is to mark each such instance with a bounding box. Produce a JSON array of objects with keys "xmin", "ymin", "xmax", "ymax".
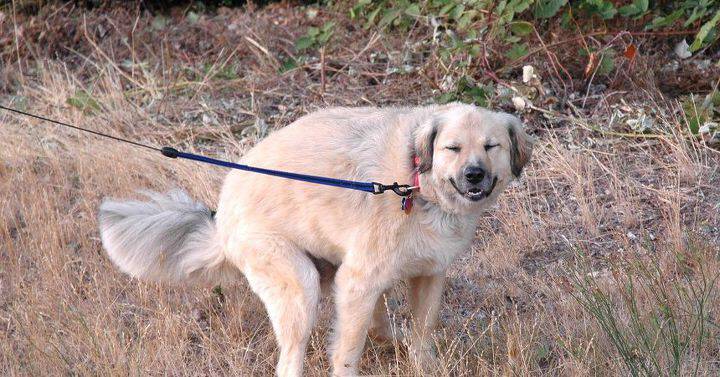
[{"xmin": 237, "ymin": 237, "xmax": 320, "ymax": 377}]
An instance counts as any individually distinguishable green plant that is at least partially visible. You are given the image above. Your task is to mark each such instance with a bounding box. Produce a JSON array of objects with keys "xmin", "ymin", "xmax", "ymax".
[
  {"xmin": 435, "ymin": 76, "xmax": 494, "ymax": 106},
  {"xmin": 348, "ymin": 0, "xmax": 539, "ymax": 102},
  {"xmin": 295, "ymin": 21, "xmax": 335, "ymax": 52},
  {"xmin": 534, "ymin": 0, "xmax": 567, "ymax": 19},
  {"xmin": 579, "ymin": 47, "xmax": 616, "ymax": 77},
  {"xmin": 569, "ymin": 243, "xmax": 719, "ymax": 377},
  {"xmin": 67, "ymin": 90, "xmax": 101, "ymax": 114},
  {"xmin": 285, "ymin": 21, "xmax": 336, "ymax": 73},
  {"xmin": 689, "ymin": 9, "xmax": 720, "ymax": 51},
  {"xmin": 682, "ymin": 90, "xmax": 720, "ymax": 135},
  {"xmin": 618, "ymin": 0, "xmax": 648, "ymax": 18},
  {"xmin": 350, "ymin": 0, "xmax": 423, "ymax": 30},
  {"xmin": 347, "ymin": 0, "xmax": 720, "ymax": 64},
  {"xmin": 202, "ymin": 62, "xmax": 240, "ymax": 80}
]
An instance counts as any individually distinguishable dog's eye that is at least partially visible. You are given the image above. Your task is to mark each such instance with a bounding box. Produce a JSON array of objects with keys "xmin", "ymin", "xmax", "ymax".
[
  {"xmin": 445, "ymin": 146, "xmax": 461, "ymax": 152},
  {"xmin": 484, "ymin": 144, "xmax": 499, "ymax": 151}
]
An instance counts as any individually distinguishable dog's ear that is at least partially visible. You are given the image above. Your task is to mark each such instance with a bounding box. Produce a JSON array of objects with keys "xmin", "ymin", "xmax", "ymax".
[
  {"xmin": 414, "ymin": 116, "xmax": 440, "ymax": 173},
  {"xmin": 506, "ymin": 116, "xmax": 534, "ymax": 178}
]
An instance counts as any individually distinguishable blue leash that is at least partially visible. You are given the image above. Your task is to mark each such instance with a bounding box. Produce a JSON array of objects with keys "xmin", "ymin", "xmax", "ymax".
[
  {"xmin": 1, "ymin": 105, "xmax": 413, "ymax": 197},
  {"xmin": 160, "ymin": 147, "xmax": 411, "ymax": 195}
]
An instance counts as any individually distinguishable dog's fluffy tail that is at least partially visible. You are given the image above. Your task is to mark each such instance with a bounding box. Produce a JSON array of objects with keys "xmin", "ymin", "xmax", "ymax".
[{"xmin": 98, "ymin": 190, "xmax": 239, "ymax": 285}]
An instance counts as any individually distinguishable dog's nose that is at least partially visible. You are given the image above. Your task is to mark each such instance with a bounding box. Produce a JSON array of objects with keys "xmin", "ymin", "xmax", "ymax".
[{"xmin": 464, "ymin": 165, "xmax": 485, "ymax": 184}]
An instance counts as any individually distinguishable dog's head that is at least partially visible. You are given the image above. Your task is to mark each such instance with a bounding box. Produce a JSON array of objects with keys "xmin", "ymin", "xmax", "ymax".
[{"xmin": 414, "ymin": 103, "xmax": 534, "ymax": 214}]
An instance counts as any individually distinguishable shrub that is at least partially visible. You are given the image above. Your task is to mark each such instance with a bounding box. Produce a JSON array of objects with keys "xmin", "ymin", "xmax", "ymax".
[{"xmin": 345, "ymin": 0, "xmax": 719, "ymax": 60}]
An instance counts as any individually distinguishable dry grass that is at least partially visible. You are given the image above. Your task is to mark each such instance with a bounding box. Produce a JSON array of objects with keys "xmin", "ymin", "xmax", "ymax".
[{"xmin": 1, "ymin": 3, "xmax": 719, "ymax": 376}]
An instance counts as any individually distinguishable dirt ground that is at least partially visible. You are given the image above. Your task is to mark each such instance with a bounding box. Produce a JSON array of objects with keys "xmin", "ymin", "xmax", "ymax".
[{"xmin": 1, "ymin": 3, "xmax": 719, "ymax": 376}]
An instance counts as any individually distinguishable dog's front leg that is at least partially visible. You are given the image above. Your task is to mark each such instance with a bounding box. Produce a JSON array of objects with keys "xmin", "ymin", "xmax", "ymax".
[
  {"xmin": 368, "ymin": 292, "xmax": 396, "ymax": 343},
  {"xmin": 330, "ymin": 264, "xmax": 389, "ymax": 376},
  {"xmin": 408, "ymin": 273, "xmax": 445, "ymax": 371}
]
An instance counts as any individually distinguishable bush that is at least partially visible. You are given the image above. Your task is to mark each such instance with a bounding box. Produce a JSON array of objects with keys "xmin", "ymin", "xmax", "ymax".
[{"xmin": 347, "ymin": 0, "xmax": 719, "ymax": 58}]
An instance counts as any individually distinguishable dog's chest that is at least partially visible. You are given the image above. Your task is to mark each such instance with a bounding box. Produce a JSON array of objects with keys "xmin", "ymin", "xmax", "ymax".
[{"xmin": 396, "ymin": 213, "xmax": 477, "ymax": 276}]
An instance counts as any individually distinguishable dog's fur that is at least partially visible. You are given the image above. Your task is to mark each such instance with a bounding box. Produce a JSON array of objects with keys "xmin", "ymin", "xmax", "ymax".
[{"xmin": 98, "ymin": 103, "xmax": 533, "ymax": 376}]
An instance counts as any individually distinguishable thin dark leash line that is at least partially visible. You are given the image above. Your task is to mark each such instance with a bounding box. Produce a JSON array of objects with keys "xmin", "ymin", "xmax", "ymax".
[
  {"xmin": 0, "ymin": 105, "xmax": 414, "ymax": 197},
  {"xmin": 0, "ymin": 104, "xmax": 159, "ymax": 152}
]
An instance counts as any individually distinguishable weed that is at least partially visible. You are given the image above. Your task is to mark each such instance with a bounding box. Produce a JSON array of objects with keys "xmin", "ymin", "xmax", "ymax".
[
  {"xmin": 294, "ymin": 21, "xmax": 335, "ymax": 52},
  {"xmin": 66, "ymin": 90, "xmax": 101, "ymax": 114},
  {"xmin": 570, "ymin": 242, "xmax": 719, "ymax": 377}
]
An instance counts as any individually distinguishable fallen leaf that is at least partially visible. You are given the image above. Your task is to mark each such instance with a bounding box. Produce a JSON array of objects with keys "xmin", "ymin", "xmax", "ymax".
[
  {"xmin": 585, "ymin": 52, "xmax": 598, "ymax": 77},
  {"xmin": 623, "ymin": 44, "xmax": 637, "ymax": 60}
]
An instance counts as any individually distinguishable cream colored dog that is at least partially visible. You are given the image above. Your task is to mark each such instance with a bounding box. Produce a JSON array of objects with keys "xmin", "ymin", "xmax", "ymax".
[{"xmin": 98, "ymin": 103, "xmax": 533, "ymax": 376}]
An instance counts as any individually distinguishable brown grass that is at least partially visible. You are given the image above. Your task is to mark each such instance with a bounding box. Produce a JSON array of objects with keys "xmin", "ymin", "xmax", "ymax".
[{"xmin": 1, "ymin": 3, "xmax": 719, "ymax": 376}]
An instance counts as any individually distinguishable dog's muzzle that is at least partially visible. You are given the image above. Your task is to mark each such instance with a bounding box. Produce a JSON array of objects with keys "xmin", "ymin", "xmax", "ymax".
[{"xmin": 449, "ymin": 176, "xmax": 498, "ymax": 202}]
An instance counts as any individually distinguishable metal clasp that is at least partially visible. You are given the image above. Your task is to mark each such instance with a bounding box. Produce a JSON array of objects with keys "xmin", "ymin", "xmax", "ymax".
[{"xmin": 372, "ymin": 182, "xmax": 415, "ymax": 196}]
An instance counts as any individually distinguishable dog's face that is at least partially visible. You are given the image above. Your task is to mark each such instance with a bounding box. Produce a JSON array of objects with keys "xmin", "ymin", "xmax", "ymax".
[{"xmin": 415, "ymin": 104, "xmax": 533, "ymax": 214}]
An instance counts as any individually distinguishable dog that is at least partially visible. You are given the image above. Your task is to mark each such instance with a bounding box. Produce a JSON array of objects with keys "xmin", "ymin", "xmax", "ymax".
[{"xmin": 98, "ymin": 103, "xmax": 533, "ymax": 376}]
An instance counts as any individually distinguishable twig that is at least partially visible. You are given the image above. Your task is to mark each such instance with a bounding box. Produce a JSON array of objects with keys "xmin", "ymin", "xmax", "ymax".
[
  {"xmin": 569, "ymin": 7, "xmax": 591, "ymax": 55},
  {"xmin": 528, "ymin": 104, "xmax": 667, "ymax": 139},
  {"xmin": 582, "ymin": 32, "xmax": 631, "ymax": 109},
  {"xmin": 532, "ymin": 25, "xmax": 572, "ymax": 95},
  {"xmin": 320, "ymin": 46, "xmax": 326, "ymax": 95},
  {"xmin": 82, "ymin": 16, "xmax": 145, "ymax": 91},
  {"xmin": 11, "ymin": 0, "xmax": 24, "ymax": 86},
  {"xmin": 244, "ymin": 35, "xmax": 280, "ymax": 70},
  {"xmin": 481, "ymin": 43, "xmax": 513, "ymax": 90},
  {"xmin": 587, "ymin": 127, "xmax": 666, "ymax": 140},
  {"xmin": 190, "ymin": 44, "xmax": 244, "ymax": 101},
  {"xmin": 582, "ymin": 55, "xmax": 602, "ymax": 109},
  {"xmin": 590, "ymin": 91, "xmax": 628, "ymax": 119},
  {"xmin": 419, "ymin": 67, "xmax": 442, "ymax": 91},
  {"xmin": 334, "ymin": 32, "xmax": 381, "ymax": 74},
  {"xmin": 130, "ymin": 12, "xmax": 140, "ymax": 80},
  {"xmin": 498, "ymin": 29, "xmax": 700, "ymax": 74}
]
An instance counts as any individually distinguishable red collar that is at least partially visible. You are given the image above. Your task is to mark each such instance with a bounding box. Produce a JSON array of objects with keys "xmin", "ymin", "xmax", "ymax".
[
  {"xmin": 412, "ymin": 155, "xmax": 421, "ymax": 189},
  {"xmin": 402, "ymin": 155, "xmax": 421, "ymax": 214}
]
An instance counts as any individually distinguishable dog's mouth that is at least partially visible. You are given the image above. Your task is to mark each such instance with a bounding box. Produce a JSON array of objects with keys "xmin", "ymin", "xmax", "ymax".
[{"xmin": 449, "ymin": 177, "xmax": 498, "ymax": 202}]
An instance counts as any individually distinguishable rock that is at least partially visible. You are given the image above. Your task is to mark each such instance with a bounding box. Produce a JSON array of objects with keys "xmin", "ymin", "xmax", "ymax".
[
  {"xmin": 305, "ymin": 8, "xmax": 319, "ymax": 19},
  {"xmin": 695, "ymin": 59, "xmax": 713, "ymax": 71},
  {"xmin": 674, "ymin": 40, "xmax": 692, "ymax": 59},
  {"xmin": 700, "ymin": 122, "xmax": 720, "ymax": 150},
  {"xmin": 663, "ymin": 60, "xmax": 681, "ymax": 72},
  {"xmin": 512, "ymin": 96, "xmax": 526, "ymax": 111},
  {"xmin": 708, "ymin": 132, "xmax": 720, "ymax": 150},
  {"xmin": 625, "ymin": 111, "xmax": 654, "ymax": 133},
  {"xmin": 699, "ymin": 122, "xmax": 717, "ymax": 135},
  {"xmin": 201, "ymin": 112, "xmax": 218, "ymax": 126},
  {"xmin": 522, "ymin": 65, "xmax": 535, "ymax": 84},
  {"xmin": 521, "ymin": 65, "xmax": 543, "ymax": 94}
]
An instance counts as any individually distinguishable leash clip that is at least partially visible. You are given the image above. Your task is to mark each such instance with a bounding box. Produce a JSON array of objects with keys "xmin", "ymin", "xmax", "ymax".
[{"xmin": 372, "ymin": 182, "xmax": 414, "ymax": 196}]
